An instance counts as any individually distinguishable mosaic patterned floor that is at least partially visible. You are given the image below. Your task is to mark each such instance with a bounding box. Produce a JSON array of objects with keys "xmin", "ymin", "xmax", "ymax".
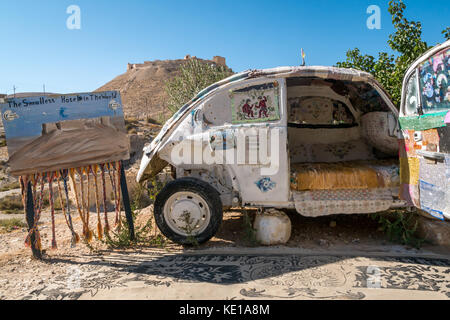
[{"xmin": 16, "ymin": 253, "xmax": 450, "ymax": 300}]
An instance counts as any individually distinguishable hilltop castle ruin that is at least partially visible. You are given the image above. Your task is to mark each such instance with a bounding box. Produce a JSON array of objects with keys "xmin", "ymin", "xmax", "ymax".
[{"xmin": 127, "ymin": 55, "xmax": 227, "ymax": 71}]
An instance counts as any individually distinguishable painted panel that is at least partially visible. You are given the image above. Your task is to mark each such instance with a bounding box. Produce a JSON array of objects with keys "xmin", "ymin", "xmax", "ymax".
[
  {"xmin": 399, "ymin": 111, "xmax": 447, "ymax": 131},
  {"xmin": 419, "ymin": 180, "xmax": 445, "ymax": 220},
  {"xmin": 228, "ymin": 78, "xmax": 289, "ymax": 205},
  {"xmin": 418, "ymin": 157, "xmax": 447, "ymax": 218},
  {"xmin": 230, "ymin": 82, "xmax": 280, "ymax": 124},
  {"xmin": 418, "ymin": 48, "xmax": 450, "ymax": 113},
  {"xmin": 399, "ymin": 157, "xmax": 419, "ymax": 185},
  {"xmin": 0, "ymin": 91, "xmax": 129, "ymax": 176}
]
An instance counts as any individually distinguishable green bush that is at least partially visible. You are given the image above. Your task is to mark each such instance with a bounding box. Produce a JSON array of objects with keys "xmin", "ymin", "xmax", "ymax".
[
  {"xmin": 371, "ymin": 210, "xmax": 425, "ymax": 248},
  {"xmin": 146, "ymin": 117, "xmax": 161, "ymax": 125},
  {"xmin": 336, "ymin": 0, "xmax": 449, "ymax": 108},
  {"xmin": 0, "ymin": 218, "xmax": 27, "ymax": 233},
  {"xmin": 0, "ymin": 196, "xmax": 24, "ymax": 214},
  {"xmin": 0, "ymin": 181, "xmax": 20, "ymax": 192},
  {"xmin": 165, "ymin": 59, "xmax": 234, "ymax": 115}
]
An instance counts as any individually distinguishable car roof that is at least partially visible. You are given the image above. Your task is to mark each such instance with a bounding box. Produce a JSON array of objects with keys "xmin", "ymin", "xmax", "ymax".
[{"xmin": 246, "ymin": 66, "xmax": 376, "ymax": 83}]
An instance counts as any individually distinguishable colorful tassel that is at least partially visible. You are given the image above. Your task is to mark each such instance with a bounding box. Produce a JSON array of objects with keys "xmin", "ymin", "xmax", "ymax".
[
  {"xmin": 91, "ymin": 165, "xmax": 103, "ymax": 240},
  {"xmin": 48, "ymin": 172, "xmax": 57, "ymax": 249},
  {"xmin": 57, "ymin": 170, "xmax": 79, "ymax": 247},
  {"xmin": 115, "ymin": 161, "xmax": 122, "ymax": 231},
  {"xmin": 100, "ymin": 163, "xmax": 110, "ymax": 234},
  {"xmin": 25, "ymin": 174, "xmax": 44, "ymax": 251},
  {"xmin": 69, "ymin": 168, "xmax": 91, "ymax": 242},
  {"xmin": 107, "ymin": 163, "xmax": 119, "ymax": 229}
]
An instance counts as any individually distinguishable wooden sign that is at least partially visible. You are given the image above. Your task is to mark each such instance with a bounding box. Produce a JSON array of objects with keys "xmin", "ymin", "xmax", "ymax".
[{"xmin": 1, "ymin": 91, "xmax": 130, "ymax": 176}]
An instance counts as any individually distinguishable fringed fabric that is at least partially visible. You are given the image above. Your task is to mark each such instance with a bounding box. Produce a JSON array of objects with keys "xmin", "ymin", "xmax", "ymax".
[{"xmin": 100, "ymin": 163, "xmax": 110, "ymax": 234}]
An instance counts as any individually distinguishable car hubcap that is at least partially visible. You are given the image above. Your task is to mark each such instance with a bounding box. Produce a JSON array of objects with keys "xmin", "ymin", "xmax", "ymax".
[{"xmin": 163, "ymin": 191, "xmax": 211, "ymax": 236}]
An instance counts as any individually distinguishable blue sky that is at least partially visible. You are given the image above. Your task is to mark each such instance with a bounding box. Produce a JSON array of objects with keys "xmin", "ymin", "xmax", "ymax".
[{"xmin": 0, "ymin": 0, "xmax": 448, "ymax": 94}]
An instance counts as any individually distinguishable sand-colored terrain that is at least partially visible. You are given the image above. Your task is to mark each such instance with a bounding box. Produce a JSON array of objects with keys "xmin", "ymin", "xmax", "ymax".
[{"xmin": 96, "ymin": 57, "xmax": 231, "ymax": 120}]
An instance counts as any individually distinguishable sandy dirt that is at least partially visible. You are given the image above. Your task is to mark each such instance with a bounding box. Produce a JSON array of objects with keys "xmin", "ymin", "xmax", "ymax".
[{"xmin": 0, "ymin": 204, "xmax": 449, "ymax": 300}]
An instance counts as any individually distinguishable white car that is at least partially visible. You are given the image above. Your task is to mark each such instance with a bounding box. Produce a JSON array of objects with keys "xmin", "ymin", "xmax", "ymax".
[{"xmin": 138, "ymin": 40, "xmax": 450, "ymax": 245}]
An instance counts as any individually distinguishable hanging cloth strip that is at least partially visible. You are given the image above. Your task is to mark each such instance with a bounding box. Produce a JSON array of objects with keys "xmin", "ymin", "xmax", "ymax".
[
  {"xmin": 100, "ymin": 163, "xmax": 110, "ymax": 234},
  {"xmin": 76, "ymin": 167, "xmax": 87, "ymax": 234},
  {"xmin": 31, "ymin": 174, "xmax": 38, "ymax": 210},
  {"xmin": 57, "ymin": 170, "xmax": 79, "ymax": 247},
  {"xmin": 19, "ymin": 175, "xmax": 27, "ymax": 209},
  {"xmin": 69, "ymin": 168, "xmax": 92, "ymax": 242},
  {"xmin": 48, "ymin": 172, "xmax": 57, "ymax": 249},
  {"xmin": 90, "ymin": 165, "xmax": 103, "ymax": 240},
  {"xmin": 115, "ymin": 161, "xmax": 122, "ymax": 229},
  {"xmin": 107, "ymin": 162, "xmax": 120, "ymax": 230},
  {"xmin": 24, "ymin": 173, "xmax": 45, "ymax": 250},
  {"xmin": 78, "ymin": 167, "xmax": 93, "ymax": 242},
  {"xmin": 84, "ymin": 166, "xmax": 91, "ymax": 233}
]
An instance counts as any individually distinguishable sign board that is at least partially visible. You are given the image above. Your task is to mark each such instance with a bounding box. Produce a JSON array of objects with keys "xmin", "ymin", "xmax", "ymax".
[{"xmin": 0, "ymin": 91, "xmax": 130, "ymax": 176}]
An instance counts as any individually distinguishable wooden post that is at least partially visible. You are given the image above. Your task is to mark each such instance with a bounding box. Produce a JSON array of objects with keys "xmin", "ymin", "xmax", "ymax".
[
  {"xmin": 120, "ymin": 161, "xmax": 135, "ymax": 241},
  {"xmin": 25, "ymin": 181, "xmax": 42, "ymax": 259}
]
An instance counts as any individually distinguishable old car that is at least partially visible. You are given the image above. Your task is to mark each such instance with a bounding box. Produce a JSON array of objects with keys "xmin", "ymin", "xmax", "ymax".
[{"xmin": 137, "ymin": 40, "xmax": 450, "ymax": 245}]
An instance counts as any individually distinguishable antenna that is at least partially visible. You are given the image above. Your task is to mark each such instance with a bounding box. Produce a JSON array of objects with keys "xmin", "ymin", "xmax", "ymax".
[
  {"xmin": 43, "ymin": 84, "xmax": 46, "ymax": 95},
  {"xmin": 301, "ymin": 48, "xmax": 306, "ymax": 67},
  {"xmin": 13, "ymin": 85, "xmax": 17, "ymax": 98}
]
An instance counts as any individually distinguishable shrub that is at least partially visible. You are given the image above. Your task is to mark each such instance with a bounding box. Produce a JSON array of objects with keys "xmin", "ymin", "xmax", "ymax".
[
  {"xmin": 0, "ymin": 196, "xmax": 24, "ymax": 214},
  {"xmin": 165, "ymin": 59, "xmax": 234, "ymax": 114},
  {"xmin": 336, "ymin": 0, "xmax": 449, "ymax": 108},
  {"xmin": 371, "ymin": 210, "xmax": 425, "ymax": 248},
  {"xmin": 0, "ymin": 218, "xmax": 27, "ymax": 233}
]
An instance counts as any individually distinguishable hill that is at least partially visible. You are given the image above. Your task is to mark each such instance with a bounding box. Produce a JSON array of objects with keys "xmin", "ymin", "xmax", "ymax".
[{"xmin": 96, "ymin": 55, "xmax": 228, "ymax": 121}]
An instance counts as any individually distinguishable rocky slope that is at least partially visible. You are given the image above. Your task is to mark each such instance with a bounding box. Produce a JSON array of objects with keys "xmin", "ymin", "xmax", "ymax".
[{"xmin": 96, "ymin": 56, "xmax": 228, "ymax": 120}]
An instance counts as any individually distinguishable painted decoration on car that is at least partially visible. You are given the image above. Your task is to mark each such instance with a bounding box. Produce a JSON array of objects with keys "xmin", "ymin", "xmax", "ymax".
[
  {"xmin": 419, "ymin": 180, "xmax": 445, "ymax": 220},
  {"xmin": 419, "ymin": 48, "xmax": 450, "ymax": 113},
  {"xmin": 255, "ymin": 177, "xmax": 276, "ymax": 192},
  {"xmin": 0, "ymin": 91, "xmax": 130, "ymax": 176},
  {"xmin": 209, "ymin": 129, "xmax": 236, "ymax": 151},
  {"xmin": 230, "ymin": 82, "xmax": 280, "ymax": 124}
]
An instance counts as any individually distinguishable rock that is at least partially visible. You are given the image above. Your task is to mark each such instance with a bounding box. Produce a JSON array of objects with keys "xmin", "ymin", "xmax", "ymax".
[
  {"xmin": 253, "ymin": 209, "xmax": 291, "ymax": 245},
  {"xmin": 318, "ymin": 239, "xmax": 329, "ymax": 246},
  {"xmin": 415, "ymin": 215, "xmax": 450, "ymax": 247}
]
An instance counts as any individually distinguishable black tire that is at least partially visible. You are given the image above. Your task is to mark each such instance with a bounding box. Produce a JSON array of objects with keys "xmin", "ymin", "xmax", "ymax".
[{"xmin": 154, "ymin": 177, "xmax": 223, "ymax": 245}]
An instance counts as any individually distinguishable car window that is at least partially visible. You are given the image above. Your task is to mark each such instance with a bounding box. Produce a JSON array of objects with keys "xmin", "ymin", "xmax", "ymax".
[
  {"xmin": 288, "ymin": 96, "xmax": 355, "ymax": 126},
  {"xmin": 419, "ymin": 48, "xmax": 450, "ymax": 113},
  {"xmin": 404, "ymin": 72, "xmax": 419, "ymax": 116},
  {"xmin": 230, "ymin": 81, "xmax": 281, "ymax": 124}
]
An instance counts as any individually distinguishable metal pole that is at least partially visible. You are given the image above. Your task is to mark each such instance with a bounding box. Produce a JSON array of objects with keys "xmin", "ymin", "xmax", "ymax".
[
  {"xmin": 25, "ymin": 181, "xmax": 42, "ymax": 259},
  {"xmin": 119, "ymin": 161, "xmax": 135, "ymax": 241}
]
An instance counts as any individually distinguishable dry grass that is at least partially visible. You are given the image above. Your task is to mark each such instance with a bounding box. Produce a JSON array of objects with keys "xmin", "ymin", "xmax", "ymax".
[
  {"xmin": 146, "ymin": 117, "xmax": 161, "ymax": 125},
  {"xmin": 0, "ymin": 196, "xmax": 24, "ymax": 214},
  {"xmin": 42, "ymin": 196, "xmax": 72, "ymax": 212},
  {"xmin": 0, "ymin": 218, "xmax": 26, "ymax": 233},
  {"xmin": 0, "ymin": 181, "xmax": 20, "ymax": 192}
]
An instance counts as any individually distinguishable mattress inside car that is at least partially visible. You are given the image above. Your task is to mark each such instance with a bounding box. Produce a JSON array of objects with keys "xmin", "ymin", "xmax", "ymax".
[{"xmin": 290, "ymin": 160, "xmax": 400, "ymax": 191}]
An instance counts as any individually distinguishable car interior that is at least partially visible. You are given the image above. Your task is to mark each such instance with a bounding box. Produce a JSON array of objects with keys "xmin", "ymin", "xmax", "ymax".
[{"xmin": 286, "ymin": 77, "xmax": 400, "ymax": 202}]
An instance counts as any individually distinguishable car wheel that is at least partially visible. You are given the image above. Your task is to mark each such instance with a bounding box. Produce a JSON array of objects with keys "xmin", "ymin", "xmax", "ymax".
[{"xmin": 154, "ymin": 177, "xmax": 223, "ymax": 245}]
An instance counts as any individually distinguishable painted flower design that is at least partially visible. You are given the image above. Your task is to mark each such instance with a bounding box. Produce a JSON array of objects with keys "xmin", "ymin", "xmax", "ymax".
[
  {"xmin": 325, "ymin": 143, "xmax": 355, "ymax": 159},
  {"xmin": 255, "ymin": 177, "xmax": 276, "ymax": 192}
]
